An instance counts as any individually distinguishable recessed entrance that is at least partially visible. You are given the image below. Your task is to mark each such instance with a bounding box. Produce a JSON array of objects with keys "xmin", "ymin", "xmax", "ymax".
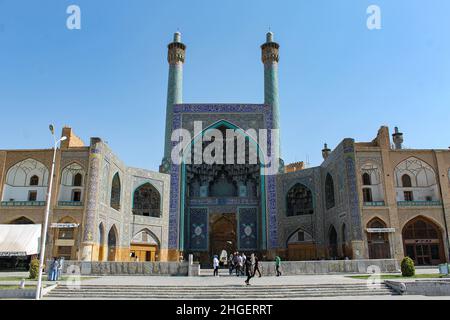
[
  {"xmin": 402, "ymin": 217, "xmax": 445, "ymax": 266},
  {"xmin": 209, "ymin": 213, "xmax": 236, "ymax": 259}
]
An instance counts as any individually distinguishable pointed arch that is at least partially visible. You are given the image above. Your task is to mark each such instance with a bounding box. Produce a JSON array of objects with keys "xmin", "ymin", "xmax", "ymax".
[
  {"xmin": 328, "ymin": 225, "xmax": 338, "ymax": 258},
  {"xmin": 180, "ymin": 119, "xmax": 268, "ymax": 251},
  {"xmin": 107, "ymin": 225, "xmax": 118, "ymax": 261},
  {"xmin": 402, "ymin": 216, "xmax": 445, "ymax": 265},
  {"xmin": 132, "ymin": 182, "xmax": 161, "ymax": 217},
  {"xmin": 325, "ymin": 173, "xmax": 335, "ymax": 210},
  {"xmin": 9, "ymin": 216, "xmax": 35, "ymax": 224},
  {"xmin": 110, "ymin": 173, "xmax": 121, "ymax": 211},
  {"xmin": 366, "ymin": 217, "xmax": 391, "ymax": 259},
  {"xmin": 286, "ymin": 183, "xmax": 314, "ymax": 216}
]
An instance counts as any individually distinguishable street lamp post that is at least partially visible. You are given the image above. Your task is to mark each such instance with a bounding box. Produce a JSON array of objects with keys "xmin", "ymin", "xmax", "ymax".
[{"xmin": 35, "ymin": 125, "xmax": 67, "ymax": 300}]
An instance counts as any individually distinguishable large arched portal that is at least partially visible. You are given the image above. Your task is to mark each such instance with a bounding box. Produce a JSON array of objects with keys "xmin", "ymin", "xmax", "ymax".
[
  {"xmin": 402, "ymin": 217, "xmax": 445, "ymax": 265},
  {"xmin": 130, "ymin": 229, "xmax": 160, "ymax": 262},
  {"xmin": 182, "ymin": 120, "xmax": 265, "ymax": 263}
]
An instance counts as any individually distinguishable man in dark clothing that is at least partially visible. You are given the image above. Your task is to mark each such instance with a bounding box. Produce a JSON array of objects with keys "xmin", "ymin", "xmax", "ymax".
[
  {"xmin": 253, "ymin": 255, "xmax": 262, "ymax": 277},
  {"xmin": 244, "ymin": 257, "xmax": 253, "ymax": 285}
]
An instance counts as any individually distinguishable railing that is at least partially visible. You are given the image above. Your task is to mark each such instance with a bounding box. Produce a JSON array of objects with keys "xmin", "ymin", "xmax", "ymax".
[
  {"xmin": 397, "ymin": 200, "xmax": 442, "ymax": 207},
  {"xmin": 363, "ymin": 201, "xmax": 385, "ymax": 207},
  {"xmin": 58, "ymin": 201, "xmax": 83, "ymax": 207},
  {"xmin": 0, "ymin": 201, "xmax": 45, "ymax": 207}
]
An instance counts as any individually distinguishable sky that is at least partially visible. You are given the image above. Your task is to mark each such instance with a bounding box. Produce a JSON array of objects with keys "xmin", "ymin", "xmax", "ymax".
[{"xmin": 0, "ymin": 0, "xmax": 449, "ymax": 170}]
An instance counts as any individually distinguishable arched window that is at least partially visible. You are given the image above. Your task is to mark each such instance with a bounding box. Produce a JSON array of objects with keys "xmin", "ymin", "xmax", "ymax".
[
  {"xmin": 325, "ymin": 173, "xmax": 335, "ymax": 210},
  {"xmin": 286, "ymin": 183, "xmax": 314, "ymax": 216},
  {"xmin": 401, "ymin": 174, "xmax": 412, "ymax": 188},
  {"xmin": 133, "ymin": 183, "xmax": 161, "ymax": 217},
  {"xmin": 362, "ymin": 173, "xmax": 371, "ymax": 186},
  {"xmin": 29, "ymin": 175, "xmax": 39, "ymax": 186},
  {"xmin": 110, "ymin": 173, "xmax": 121, "ymax": 211},
  {"xmin": 73, "ymin": 173, "xmax": 82, "ymax": 186}
]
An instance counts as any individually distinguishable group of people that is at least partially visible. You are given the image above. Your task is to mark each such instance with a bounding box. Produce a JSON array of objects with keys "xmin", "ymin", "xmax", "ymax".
[
  {"xmin": 48, "ymin": 257, "xmax": 64, "ymax": 281},
  {"xmin": 213, "ymin": 252, "xmax": 281, "ymax": 285}
]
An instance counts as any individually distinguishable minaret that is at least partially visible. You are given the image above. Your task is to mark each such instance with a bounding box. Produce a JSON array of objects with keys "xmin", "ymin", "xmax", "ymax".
[
  {"xmin": 161, "ymin": 32, "xmax": 186, "ymax": 173},
  {"xmin": 392, "ymin": 126, "xmax": 404, "ymax": 150},
  {"xmin": 261, "ymin": 32, "xmax": 282, "ymax": 172},
  {"xmin": 322, "ymin": 143, "xmax": 331, "ymax": 160}
]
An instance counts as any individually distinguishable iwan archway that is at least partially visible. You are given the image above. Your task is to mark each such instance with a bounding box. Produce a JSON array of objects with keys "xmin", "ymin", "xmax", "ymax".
[{"xmin": 181, "ymin": 119, "xmax": 268, "ymax": 263}]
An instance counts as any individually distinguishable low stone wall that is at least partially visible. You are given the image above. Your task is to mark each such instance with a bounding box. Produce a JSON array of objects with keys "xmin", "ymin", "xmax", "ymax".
[
  {"xmin": 386, "ymin": 279, "xmax": 450, "ymax": 296},
  {"xmin": 258, "ymin": 259, "xmax": 400, "ymax": 275},
  {"xmin": 48, "ymin": 261, "xmax": 192, "ymax": 276}
]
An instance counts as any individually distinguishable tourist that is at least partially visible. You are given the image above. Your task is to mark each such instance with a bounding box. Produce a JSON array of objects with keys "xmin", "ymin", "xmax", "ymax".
[
  {"xmin": 236, "ymin": 254, "xmax": 243, "ymax": 277},
  {"xmin": 49, "ymin": 257, "xmax": 59, "ymax": 281},
  {"xmin": 275, "ymin": 255, "xmax": 282, "ymax": 276},
  {"xmin": 244, "ymin": 256, "xmax": 254, "ymax": 285},
  {"xmin": 228, "ymin": 253, "xmax": 234, "ymax": 275},
  {"xmin": 240, "ymin": 253, "xmax": 246, "ymax": 276},
  {"xmin": 213, "ymin": 255, "xmax": 219, "ymax": 277},
  {"xmin": 57, "ymin": 257, "xmax": 64, "ymax": 281},
  {"xmin": 253, "ymin": 254, "xmax": 262, "ymax": 277}
]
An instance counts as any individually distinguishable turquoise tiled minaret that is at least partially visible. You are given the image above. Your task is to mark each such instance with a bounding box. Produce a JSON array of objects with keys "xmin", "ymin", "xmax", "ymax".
[
  {"xmin": 160, "ymin": 32, "xmax": 185, "ymax": 173},
  {"xmin": 261, "ymin": 32, "xmax": 283, "ymax": 172}
]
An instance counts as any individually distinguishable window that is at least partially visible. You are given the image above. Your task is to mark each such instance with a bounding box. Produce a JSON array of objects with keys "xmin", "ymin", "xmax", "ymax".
[
  {"xmin": 404, "ymin": 191, "xmax": 414, "ymax": 201},
  {"xmin": 297, "ymin": 231, "xmax": 305, "ymax": 242},
  {"xmin": 73, "ymin": 173, "xmax": 82, "ymax": 186},
  {"xmin": 362, "ymin": 188, "xmax": 373, "ymax": 202},
  {"xmin": 28, "ymin": 190, "xmax": 37, "ymax": 201},
  {"xmin": 401, "ymin": 174, "xmax": 412, "ymax": 188},
  {"xmin": 286, "ymin": 183, "xmax": 314, "ymax": 216},
  {"xmin": 325, "ymin": 173, "xmax": 335, "ymax": 210},
  {"xmin": 29, "ymin": 175, "xmax": 39, "ymax": 186},
  {"xmin": 72, "ymin": 190, "xmax": 81, "ymax": 202},
  {"xmin": 362, "ymin": 173, "xmax": 371, "ymax": 186},
  {"xmin": 58, "ymin": 228, "xmax": 74, "ymax": 240},
  {"xmin": 110, "ymin": 173, "xmax": 121, "ymax": 210}
]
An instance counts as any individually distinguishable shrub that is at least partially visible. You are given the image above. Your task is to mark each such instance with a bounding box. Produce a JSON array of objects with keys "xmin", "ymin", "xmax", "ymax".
[
  {"xmin": 29, "ymin": 259, "xmax": 40, "ymax": 279},
  {"xmin": 401, "ymin": 257, "xmax": 415, "ymax": 277}
]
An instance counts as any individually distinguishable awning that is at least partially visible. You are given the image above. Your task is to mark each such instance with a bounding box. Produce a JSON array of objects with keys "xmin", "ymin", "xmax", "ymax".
[{"xmin": 0, "ymin": 224, "xmax": 42, "ymax": 257}]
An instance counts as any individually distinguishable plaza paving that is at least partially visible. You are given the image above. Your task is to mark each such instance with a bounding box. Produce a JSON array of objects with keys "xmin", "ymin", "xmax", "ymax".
[{"xmin": 2, "ymin": 268, "xmax": 450, "ymax": 299}]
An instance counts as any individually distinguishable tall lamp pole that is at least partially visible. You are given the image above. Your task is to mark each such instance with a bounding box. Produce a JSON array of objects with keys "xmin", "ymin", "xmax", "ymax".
[{"xmin": 35, "ymin": 125, "xmax": 66, "ymax": 300}]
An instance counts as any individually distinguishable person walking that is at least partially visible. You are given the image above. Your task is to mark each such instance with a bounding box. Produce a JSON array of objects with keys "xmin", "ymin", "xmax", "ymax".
[
  {"xmin": 213, "ymin": 255, "xmax": 219, "ymax": 277},
  {"xmin": 244, "ymin": 256, "xmax": 254, "ymax": 285},
  {"xmin": 236, "ymin": 254, "xmax": 243, "ymax": 277},
  {"xmin": 228, "ymin": 253, "xmax": 234, "ymax": 275},
  {"xmin": 275, "ymin": 255, "xmax": 282, "ymax": 277},
  {"xmin": 240, "ymin": 253, "xmax": 246, "ymax": 276},
  {"xmin": 253, "ymin": 254, "xmax": 262, "ymax": 277}
]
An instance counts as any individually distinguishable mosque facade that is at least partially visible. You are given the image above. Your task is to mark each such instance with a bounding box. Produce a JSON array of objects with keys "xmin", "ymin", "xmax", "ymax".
[{"xmin": 1, "ymin": 33, "xmax": 449, "ymax": 267}]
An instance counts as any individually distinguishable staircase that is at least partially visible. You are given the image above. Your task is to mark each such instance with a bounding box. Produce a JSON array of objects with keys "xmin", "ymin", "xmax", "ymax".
[{"xmin": 45, "ymin": 283, "xmax": 398, "ymax": 299}]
